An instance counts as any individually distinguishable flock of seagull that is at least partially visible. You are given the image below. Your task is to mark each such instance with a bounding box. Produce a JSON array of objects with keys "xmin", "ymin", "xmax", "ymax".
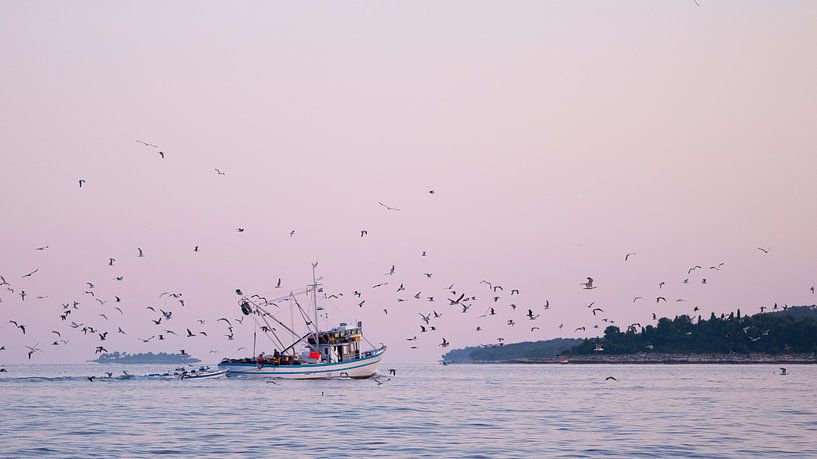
[{"xmin": 1, "ymin": 139, "xmax": 815, "ymax": 377}]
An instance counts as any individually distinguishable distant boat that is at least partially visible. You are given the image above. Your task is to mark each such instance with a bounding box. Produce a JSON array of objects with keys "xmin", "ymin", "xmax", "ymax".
[
  {"xmin": 219, "ymin": 267, "xmax": 386, "ymax": 379},
  {"xmin": 146, "ymin": 366, "xmax": 226, "ymax": 380},
  {"xmin": 180, "ymin": 368, "xmax": 226, "ymax": 380}
]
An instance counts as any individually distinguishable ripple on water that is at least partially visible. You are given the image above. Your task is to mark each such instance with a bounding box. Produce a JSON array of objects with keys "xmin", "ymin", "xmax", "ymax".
[{"xmin": 2, "ymin": 364, "xmax": 817, "ymax": 457}]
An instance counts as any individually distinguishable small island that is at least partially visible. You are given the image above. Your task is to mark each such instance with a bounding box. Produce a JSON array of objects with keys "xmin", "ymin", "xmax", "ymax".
[
  {"xmin": 442, "ymin": 306, "xmax": 817, "ymax": 364},
  {"xmin": 91, "ymin": 351, "xmax": 201, "ymax": 364}
]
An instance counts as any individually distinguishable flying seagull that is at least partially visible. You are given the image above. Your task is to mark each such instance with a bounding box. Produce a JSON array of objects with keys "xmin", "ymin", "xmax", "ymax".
[
  {"xmin": 377, "ymin": 201, "xmax": 400, "ymax": 211},
  {"xmin": 580, "ymin": 277, "xmax": 596, "ymax": 290}
]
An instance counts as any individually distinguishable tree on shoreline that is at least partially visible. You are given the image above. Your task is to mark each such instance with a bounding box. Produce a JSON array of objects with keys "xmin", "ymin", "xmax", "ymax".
[{"xmin": 568, "ymin": 307, "xmax": 817, "ymax": 355}]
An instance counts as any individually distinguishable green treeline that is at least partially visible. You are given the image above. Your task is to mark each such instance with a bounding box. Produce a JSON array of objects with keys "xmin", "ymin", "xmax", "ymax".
[{"xmin": 570, "ymin": 307, "xmax": 817, "ymax": 355}]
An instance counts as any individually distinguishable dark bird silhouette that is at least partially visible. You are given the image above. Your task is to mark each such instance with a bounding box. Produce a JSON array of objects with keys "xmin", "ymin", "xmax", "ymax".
[
  {"xmin": 25, "ymin": 343, "xmax": 42, "ymax": 359},
  {"xmin": 78, "ymin": 179, "xmax": 86, "ymax": 188},
  {"xmin": 757, "ymin": 247, "xmax": 771, "ymax": 254},
  {"xmin": 448, "ymin": 293, "xmax": 465, "ymax": 305},
  {"xmin": 22, "ymin": 268, "xmax": 39, "ymax": 278},
  {"xmin": 10, "ymin": 321, "xmax": 26, "ymax": 335},
  {"xmin": 605, "ymin": 376, "xmax": 618, "ymax": 381},
  {"xmin": 624, "ymin": 252, "xmax": 636, "ymax": 261},
  {"xmin": 580, "ymin": 277, "xmax": 596, "ymax": 289},
  {"xmin": 214, "ymin": 168, "xmax": 226, "ymax": 175},
  {"xmin": 656, "ymin": 297, "xmax": 666, "ymax": 303},
  {"xmin": 138, "ymin": 248, "xmax": 144, "ymax": 257}
]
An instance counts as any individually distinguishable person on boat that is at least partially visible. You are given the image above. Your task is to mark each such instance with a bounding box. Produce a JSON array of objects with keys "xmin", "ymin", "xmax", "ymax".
[
  {"xmin": 273, "ymin": 349, "xmax": 280, "ymax": 365},
  {"xmin": 257, "ymin": 353, "xmax": 265, "ymax": 369}
]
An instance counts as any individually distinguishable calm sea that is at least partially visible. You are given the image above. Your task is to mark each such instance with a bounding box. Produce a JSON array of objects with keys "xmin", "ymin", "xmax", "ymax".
[{"xmin": 1, "ymin": 363, "xmax": 815, "ymax": 458}]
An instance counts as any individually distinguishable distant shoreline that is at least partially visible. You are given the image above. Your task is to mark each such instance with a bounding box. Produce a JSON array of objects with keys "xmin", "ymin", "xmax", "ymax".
[
  {"xmin": 89, "ymin": 352, "xmax": 201, "ymax": 365},
  {"xmin": 455, "ymin": 353, "xmax": 817, "ymax": 365}
]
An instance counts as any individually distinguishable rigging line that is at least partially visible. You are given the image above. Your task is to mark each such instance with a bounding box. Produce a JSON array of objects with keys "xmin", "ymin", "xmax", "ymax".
[
  {"xmin": 243, "ymin": 297, "xmax": 299, "ymax": 349},
  {"xmin": 251, "ymin": 288, "xmax": 309, "ymax": 303},
  {"xmin": 252, "ymin": 301, "xmax": 302, "ymax": 347},
  {"xmin": 291, "ymin": 292, "xmax": 319, "ymax": 337},
  {"xmin": 251, "ymin": 313, "xmax": 284, "ymax": 349},
  {"xmin": 323, "ymin": 296, "xmax": 352, "ymax": 324}
]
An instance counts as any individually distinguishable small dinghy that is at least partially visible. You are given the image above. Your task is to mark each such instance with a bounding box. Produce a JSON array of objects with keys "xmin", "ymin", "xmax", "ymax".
[
  {"xmin": 180, "ymin": 367, "xmax": 226, "ymax": 380},
  {"xmin": 146, "ymin": 366, "xmax": 226, "ymax": 380}
]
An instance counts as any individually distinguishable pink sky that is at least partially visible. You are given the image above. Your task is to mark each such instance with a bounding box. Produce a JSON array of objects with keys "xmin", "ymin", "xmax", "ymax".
[{"xmin": 1, "ymin": 1, "xmax": 816, "ymax": 364}]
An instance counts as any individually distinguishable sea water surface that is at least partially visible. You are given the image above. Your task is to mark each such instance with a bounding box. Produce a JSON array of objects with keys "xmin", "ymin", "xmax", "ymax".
[{"xmin": 1, "ymin": 363, "xmax": 816, "ymax": 457}]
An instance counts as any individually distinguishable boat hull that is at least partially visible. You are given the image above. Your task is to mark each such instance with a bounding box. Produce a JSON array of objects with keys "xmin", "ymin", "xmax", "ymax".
[
  {"xmin": 180, "ymin": 369, "xmax": 227, "ymax": 380},
  {"xmin": 219, "ymin": 347, "xmax": 385, "ymax": 379}
]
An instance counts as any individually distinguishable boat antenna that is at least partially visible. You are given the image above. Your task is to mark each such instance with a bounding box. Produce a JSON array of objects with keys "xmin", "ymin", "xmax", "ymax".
[
  {"xmin": 311, "ymin": 262, "xmax": 320, "ymax": 352},
  {"xmin": 252, "ymin": 328, "xmax": 257, "ymax": 358}
]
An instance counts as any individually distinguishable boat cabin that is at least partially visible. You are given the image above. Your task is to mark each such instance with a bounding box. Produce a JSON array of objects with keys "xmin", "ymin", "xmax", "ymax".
[{"xmin": 306, "ymin": 322, "xmax": 364, "ymax": 363}]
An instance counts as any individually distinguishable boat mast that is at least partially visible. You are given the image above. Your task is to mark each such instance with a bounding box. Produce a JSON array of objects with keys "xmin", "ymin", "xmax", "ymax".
[{"xmin": 311, "ymin": 263, "xmax": 320, "ymax": 352}]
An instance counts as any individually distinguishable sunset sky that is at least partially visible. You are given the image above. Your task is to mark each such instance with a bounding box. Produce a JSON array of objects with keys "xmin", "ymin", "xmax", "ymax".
[{"xmin": 1, "ymin": 1, "xmax": 816, "ymax": 363}]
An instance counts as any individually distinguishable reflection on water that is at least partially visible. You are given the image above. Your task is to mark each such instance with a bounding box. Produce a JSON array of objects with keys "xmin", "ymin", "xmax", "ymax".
[{"xmin": 1, "ymin": 364, "xmax": 816, "ymax": 457}]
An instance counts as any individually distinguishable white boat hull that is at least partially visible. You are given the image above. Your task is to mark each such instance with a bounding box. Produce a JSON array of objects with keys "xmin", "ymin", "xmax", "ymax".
[
  {"xmin": 180, "ymin": 369, "xmax": 227, "ymax": 380},
  {"xmin": 219, "ymin": 347, "xmax": 385, "ymax": 379}
]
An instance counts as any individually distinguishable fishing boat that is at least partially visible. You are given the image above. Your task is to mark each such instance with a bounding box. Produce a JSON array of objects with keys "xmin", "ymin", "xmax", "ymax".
[{"xmin": 219, "ymin": 265, "xmax": 386, "ymax": 379}]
